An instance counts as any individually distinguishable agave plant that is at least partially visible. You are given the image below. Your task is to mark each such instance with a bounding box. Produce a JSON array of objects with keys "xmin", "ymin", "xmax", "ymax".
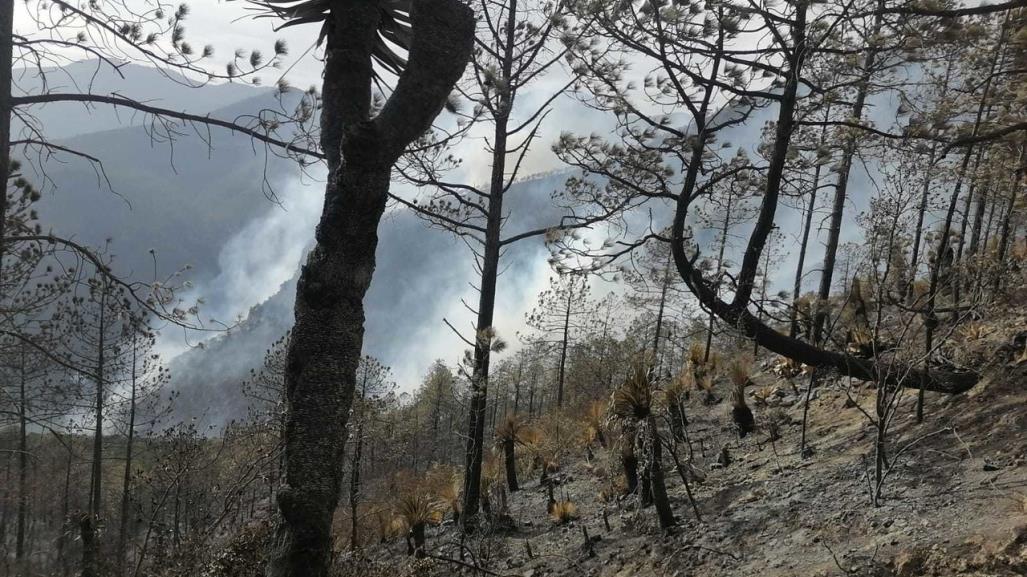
[{"xmin": 249, "ymin": 0, "xmax": 413, "ymax": 76}]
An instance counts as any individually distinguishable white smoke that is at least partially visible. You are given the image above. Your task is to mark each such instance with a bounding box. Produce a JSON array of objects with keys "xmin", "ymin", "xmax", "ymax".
[{"xmin": 158, "ymin": 174, "xmax": 323, "ymax": 359}]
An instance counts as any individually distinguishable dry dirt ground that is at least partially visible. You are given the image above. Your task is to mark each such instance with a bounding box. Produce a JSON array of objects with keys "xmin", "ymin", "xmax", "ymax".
[{"xmin": 359, "ymin": 326, "xmax": 1027, "ymax": 577}]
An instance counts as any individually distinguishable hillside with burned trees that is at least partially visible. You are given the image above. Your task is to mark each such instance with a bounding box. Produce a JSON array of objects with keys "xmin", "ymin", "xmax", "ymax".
[{"xmin": 0, "ymin": 1, "xmax": 1026, "ymax": 577}]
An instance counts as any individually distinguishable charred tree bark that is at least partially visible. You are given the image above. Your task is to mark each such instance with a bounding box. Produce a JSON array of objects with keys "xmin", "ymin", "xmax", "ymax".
[
  {"xmin": 621, "ymin": 448, "xmax": 639, "ymax": 496},
  {"xmin": 79, "ymin": 513, "xmax": 98, "ymax": 577},
  {"xmin": 0, "ymin": 0, "xmax": 12, "ymax": 260},
  {"xmin": 647, "ymin": 423, "xmax": 675, "ymax": 529},
  {"xmin": 266, "ymin": 1, "xmax": 474, "ymax": 576},
  {"xmin": 503, "ymin": 438, "xmax": 519, "ymax": 493},
  {"xmin": 993, "ymin": 141, "xmax": 1026, "ymax": 293}
]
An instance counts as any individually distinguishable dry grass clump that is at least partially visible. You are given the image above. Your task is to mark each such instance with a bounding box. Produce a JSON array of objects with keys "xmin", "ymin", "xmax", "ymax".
[
  {"xmin": 548, "ymin": 500, "xmax": 578, "ymax": 524},
  {"xmin": 374, "ymin": 509, "xmax": 408, "ymax": 542},
  {"xmin": 520, "ymin": 414, "xmax": 566, "ymax": 483},
  {"xmin": 664, "ymin": 372, "xmax": 688, "ymax": 407},
  {"xmin": 582, "ymin": 400, "xmax": 609, "ymax": 447},
  {"xmin": 958, "ymin": 321, "xmax": 992, "ymax": 342},
  {"xmin": 482, "ymin": 451, "xmax": 504, "ymax": 488},
  {"xmin": 686, "ymin": 343, "xmax": 719, "ymax": 402},
  {"xmin": 769, "ymin": 356, "xmax": 811, "ymax": 378},
  {"xmin": 728, "ymin": 355, "xmax": 753, "ymax": 388},
  {"xmin": 423, "ymin": 464, "xmax": 461, "ymax": 522}
]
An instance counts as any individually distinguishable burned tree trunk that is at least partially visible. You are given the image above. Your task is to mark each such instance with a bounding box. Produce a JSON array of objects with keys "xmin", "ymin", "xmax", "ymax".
[
  {"xmin": 503, "ymin": 438, "xmax": 519, "ymax": 493},
  {"xmin": 621, "ymin": 446, "xmax": 639, "ymax": 496},
  {"xmin": 647, "ymin": 423, "xmax": 675, "ymax": 529},
  {"xmin": 267, "ymin": 2, "xmax": 474, "ymax": 576}
]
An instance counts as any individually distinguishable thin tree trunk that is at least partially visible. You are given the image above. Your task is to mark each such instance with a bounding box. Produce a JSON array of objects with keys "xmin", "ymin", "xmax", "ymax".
[
  {"xmin": 57, "ymin": 448, "xmax": 72, "ymax": 576},
  {"xmin": 993, "ymin": 141, "xmax": 1026, "ymax": 293},
  {"xmin": 79, "ymin": 514, "xmax": 97, "ymax": 577},
  {"xmin": 651, "ymin": 257, "xmax": 671, "ymax": 365},
  {"xmin": 813, "ymin": 2, "xmax": 885, "ymax": 344},
  {"xmin": 919, "ymin": 14, "xmax": 1008, "ymax": 421},
  {"xmin": 90, "ymin": 280, "xmax": 108, "ymax": 521},
  {"xmin": 647, "ymin": 422, "xmax": 675, "ymax": 529},
  {"xmin": 117, "ymin": 337, "xmax": 138, "ymax": 574},
  {"xmin": 503, "ymin": 438, "xmax": 518, "ymax": 493},
  {"xmin": 0, "ymin": 0, "xmax": 13, "ymax": 263},
  {"xmin": 557, "ymin": 288, "xmax": 572, "ymax": 407},
  {"xmin": 16, "ymin": 344, "xmax": 27, "ymax": 563},
  {"xmin": 790, "ymin": 105, "xmax": 831, "ymax": 338},
  {"xmin": 705, "ymin": 188, "xmax": 733, "ymax": 362},
  {"xmin": 348, "ymin": 419, "xmax": 364, "ymax": 550},
  {"xmin": 461, "ymin": 0, "xmax": 520, "ymax": 529},
  {"xmin": 967, "ymin": 178, "xmax": 991, "ymax": 259},
  {"xmin": 349, "ymin": 365, "xmax": 369, "ymax": 550}
]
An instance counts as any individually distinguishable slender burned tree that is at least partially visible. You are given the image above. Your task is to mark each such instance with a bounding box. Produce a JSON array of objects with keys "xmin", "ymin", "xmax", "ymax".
[
  {"xmin": 249, "ymin": 1, "xmax": 476, "ymax": 575},
  {"xmin": 393, "ymin": 0, "xmax": 628, "ymax": 528}
]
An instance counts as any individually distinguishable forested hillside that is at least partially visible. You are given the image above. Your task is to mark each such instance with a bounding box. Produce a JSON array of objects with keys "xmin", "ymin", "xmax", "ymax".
[{"xmin": 1, "ymin": 1, "xmax": 1025, "ymax": 577}]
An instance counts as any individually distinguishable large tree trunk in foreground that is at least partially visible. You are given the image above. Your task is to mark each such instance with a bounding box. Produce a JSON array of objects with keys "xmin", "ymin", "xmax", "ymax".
[{"xmin": 266, "ymin": 1, "xmax": 474, "ymax": 576}]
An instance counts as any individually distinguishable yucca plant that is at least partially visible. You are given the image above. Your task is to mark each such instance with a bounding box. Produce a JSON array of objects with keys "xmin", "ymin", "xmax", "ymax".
[
  {"xmin": 395, "ymin": 492, "xmax": 442, "ymax": 558},
  {"xmin": 248, "ymin": 0, "xmax": 413, "ymax": 77},
  {"xmin": 610, "ymin": 360, "xmax": 676, "ymax": 529},
  {"xmin": 496, "ymin": 415, "xmax": 527, "ymax": 492},
  {"xmin": 612, "ymin": 363, "xmax": 653, "ymax": 420}
]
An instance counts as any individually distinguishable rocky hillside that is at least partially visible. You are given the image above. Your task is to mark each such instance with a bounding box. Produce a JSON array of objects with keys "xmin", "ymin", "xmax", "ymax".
[{"xmin": 328, "ymin": 307, "xmax": 1027, "ymax": 577}]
